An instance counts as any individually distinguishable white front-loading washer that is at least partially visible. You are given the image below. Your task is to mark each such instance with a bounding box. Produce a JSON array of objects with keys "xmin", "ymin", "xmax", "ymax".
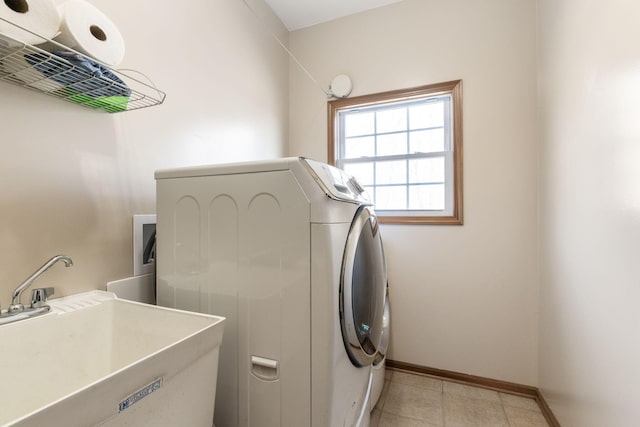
[{"xmin": 155, "ymin": 157, "xmax": 387, "ymax": 427}]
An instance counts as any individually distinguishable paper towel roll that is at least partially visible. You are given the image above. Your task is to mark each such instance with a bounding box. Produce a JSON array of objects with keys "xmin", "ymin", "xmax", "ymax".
[
  {"xmin": 54, "ymin": 0, "xmax": 125, "ymax": 66},
  {"xmin": 0, "ymin": 50, "xmax": 64, "ymax": 91},
  {"xmin": 0, "ymin": 0, "xmax": 61, "ymax": 46}
]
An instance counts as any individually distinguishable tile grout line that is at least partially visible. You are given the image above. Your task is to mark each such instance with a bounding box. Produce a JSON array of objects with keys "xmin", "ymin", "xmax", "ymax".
[
  {"xmin": 498, "ymin": 393, "xmax": 510, "ymax": 426},
  {"xmin": 441, "ymin": 386, "xmax": 447, "ymax": 427},
  {"xmin": 440, "ymin": 379, "xmax": 446, "ymax": 427},
  {"xmin": 500, "ymin": 395, "xmax": 512, "ymax": 427}
]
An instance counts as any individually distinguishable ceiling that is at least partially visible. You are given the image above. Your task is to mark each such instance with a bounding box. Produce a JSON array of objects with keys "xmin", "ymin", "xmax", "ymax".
[{"xmin": 263, "ymin": 0, "xmax": 404, "ymax": 31}]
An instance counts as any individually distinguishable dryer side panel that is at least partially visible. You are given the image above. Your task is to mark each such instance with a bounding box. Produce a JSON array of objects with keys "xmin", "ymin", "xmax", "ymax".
[
  {"xmin": 241, "ymin": 172, "xmax": 311, "ymax": 427},
  {"xmin": 157, "ymin": 177, "xmax": 243, "ymax": 427},
  {"xmin": 156, "ymin": 170, "xmax": 311, "ymax": 427}
]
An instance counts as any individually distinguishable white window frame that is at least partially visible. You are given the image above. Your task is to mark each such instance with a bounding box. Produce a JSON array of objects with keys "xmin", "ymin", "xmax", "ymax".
[{"xmin": 328, "ymin": 80, "xmax": 463, "ymax": 225}]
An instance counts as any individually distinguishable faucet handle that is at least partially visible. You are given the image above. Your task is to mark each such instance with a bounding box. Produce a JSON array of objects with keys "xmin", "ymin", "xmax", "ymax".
[{"xmin": 31, "ymin": 287, "xmax": 55, "ymax": 309}]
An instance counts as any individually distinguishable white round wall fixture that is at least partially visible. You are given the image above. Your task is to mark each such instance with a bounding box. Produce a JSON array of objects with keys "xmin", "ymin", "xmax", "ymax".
[{"xmin": 330, "ymin": 74, "xmax": 353, "ymax": 98}]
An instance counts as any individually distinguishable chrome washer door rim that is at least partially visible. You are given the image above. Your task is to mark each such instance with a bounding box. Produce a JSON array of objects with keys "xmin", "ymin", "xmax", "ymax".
[{"xmin": 340, "ymin": 205, "xmax": 387, "ymax": 367}]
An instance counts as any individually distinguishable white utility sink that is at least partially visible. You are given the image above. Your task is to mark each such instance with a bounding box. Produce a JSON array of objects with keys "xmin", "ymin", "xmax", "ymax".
[{"xmin": 0, "ymin": 291, "xmax": 225, "ymax": 427}]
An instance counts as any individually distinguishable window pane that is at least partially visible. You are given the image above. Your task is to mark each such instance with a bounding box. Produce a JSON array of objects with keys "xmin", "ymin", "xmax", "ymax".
[
  {"xmin": 376, "ymin": 107, "xmax": 407, "ymax": 133},
  {"xmin": 409, "ymin": 99, "xmax": 445, "ymax": 129},
  {"xmin": 376, "ymin": 185, "xmax": 407, "ymax": 210},
  {"xmin": 363, "ymin": 185, "xmax": 375, "ymax": 202},
  {"xmin": 345, "ymin": 136, "xmax": 375, "ymax": 158},
  {"xmin": 344, "ymin": 162, "xmax": 374, "ymax": 186},
  {"xmin": 376, "ymin": 160, "xmax": 406, "ymax": 184},
  {"xmin": 344, "ymin": 111, "xmax": 374, "ymax": 137},
  {"xmin": 377, "ymin": 132, "xmax": 407, "ymax": 156},
  {"xmin": 410, "ymin": 129, "xmax": 445, "ymax": 153},
  {"xmin": 409, "ymin": 184, "xmax": 445, "ymax": 210},
  {"xmin": 409, "ymin": 157, "xmax": 445, "ymax": 184}
]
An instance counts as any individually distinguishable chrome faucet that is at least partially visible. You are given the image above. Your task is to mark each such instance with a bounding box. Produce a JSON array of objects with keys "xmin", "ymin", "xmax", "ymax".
[{"xmin": 8, "ymin": 255, "xmax": 73, "ymax": 313}]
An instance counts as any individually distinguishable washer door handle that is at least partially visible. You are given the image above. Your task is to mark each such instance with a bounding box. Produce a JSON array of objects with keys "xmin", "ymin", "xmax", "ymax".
[{"xmin": 251, "ymin": 355, "xmax": 279, "ymax": 381}]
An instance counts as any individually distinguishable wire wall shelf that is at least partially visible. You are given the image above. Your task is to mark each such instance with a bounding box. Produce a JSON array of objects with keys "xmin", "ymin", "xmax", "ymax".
[{"xmin": 0, "ymin": 19, "xmax": 165, "ymax": 113}]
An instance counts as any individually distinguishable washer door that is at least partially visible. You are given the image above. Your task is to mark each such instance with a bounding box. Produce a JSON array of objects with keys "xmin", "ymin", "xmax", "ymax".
[{"xmin": 340, "ymin": 205, "xmax": 387, "ymax": 367}]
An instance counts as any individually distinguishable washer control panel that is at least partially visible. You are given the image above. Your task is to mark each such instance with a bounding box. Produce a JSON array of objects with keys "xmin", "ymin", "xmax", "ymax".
[{"xmin": 302, "ymin": 158, "xmax": 371, "ymax": 204}]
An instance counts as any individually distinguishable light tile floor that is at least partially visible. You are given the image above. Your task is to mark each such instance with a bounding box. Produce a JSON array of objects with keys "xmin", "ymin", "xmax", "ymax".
[{"xmin": 371, "ymin": 369, "xmax": 549, "ymax": 427}]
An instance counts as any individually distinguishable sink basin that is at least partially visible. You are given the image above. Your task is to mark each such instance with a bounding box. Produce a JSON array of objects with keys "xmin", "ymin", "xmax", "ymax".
[{"xmin": 0, "ymin": 291, "xmax": 224, "ymax": 427}]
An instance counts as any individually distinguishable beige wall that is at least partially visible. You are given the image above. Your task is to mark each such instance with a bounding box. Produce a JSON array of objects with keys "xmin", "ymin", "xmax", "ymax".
[
  {"xmin": 288, "ymin": 0, "xmax": 539, "ymax": 385},
  {"xmin": 0, "ymin": 0, "xmax": 288, "ymax": 303},
  {"xmin": 538, "ymin": 0, "xmax": 640, "ymax": 424}
]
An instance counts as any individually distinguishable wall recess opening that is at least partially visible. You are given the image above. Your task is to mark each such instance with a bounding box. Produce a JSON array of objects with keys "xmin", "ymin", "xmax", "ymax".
[{"xmin": 133, "ymin": 214, "xmax": 156, "ymax": 276}]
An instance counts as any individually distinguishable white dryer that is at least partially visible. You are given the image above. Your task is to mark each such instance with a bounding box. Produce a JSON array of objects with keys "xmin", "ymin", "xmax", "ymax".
[{"xmin": 155, "ymin": 157, "xmax": 387, "ymax": 427}]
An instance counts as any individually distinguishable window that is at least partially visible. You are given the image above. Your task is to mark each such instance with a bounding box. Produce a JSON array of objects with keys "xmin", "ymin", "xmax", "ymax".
[{"xmin": 328, "ymin": 80, "xmax": 463, "ymax": 225}]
